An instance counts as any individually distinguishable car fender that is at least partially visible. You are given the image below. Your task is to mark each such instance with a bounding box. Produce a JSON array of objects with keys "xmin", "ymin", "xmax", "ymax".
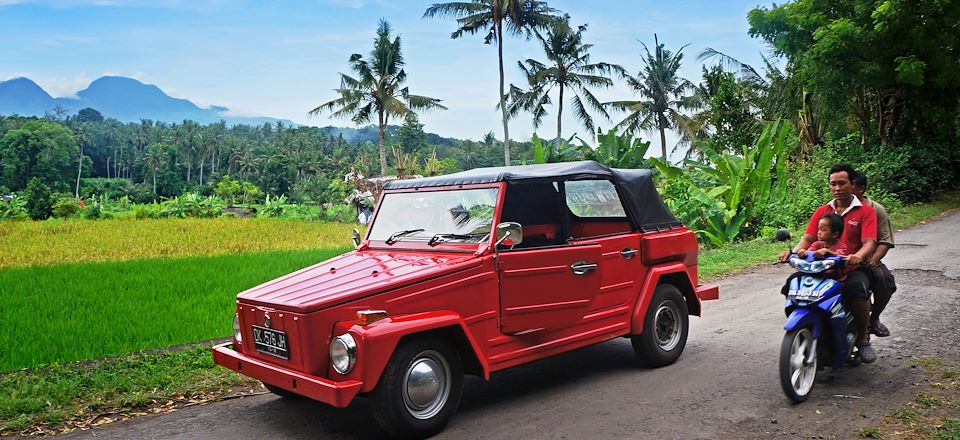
[
  {"xmin": 630, "ymin": 263, "xmax": 699, "ymax": 334},
  {"xmin": 344, "ymin": 310, "xmax": 489, "ymax": 393}
]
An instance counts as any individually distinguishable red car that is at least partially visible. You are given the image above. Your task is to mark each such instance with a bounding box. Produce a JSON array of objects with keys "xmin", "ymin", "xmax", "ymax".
[{"xmin": 213, "ymin": 161, "xmax": 718, "ymax": 437}]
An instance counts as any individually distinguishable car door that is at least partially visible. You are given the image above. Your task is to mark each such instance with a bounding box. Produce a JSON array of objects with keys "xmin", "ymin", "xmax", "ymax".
[{"xmin": 497, "ymin": 243, "xmax": 602, "ymax": 334}]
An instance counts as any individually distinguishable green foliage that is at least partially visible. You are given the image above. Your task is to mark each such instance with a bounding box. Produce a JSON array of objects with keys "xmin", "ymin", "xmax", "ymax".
[
  {"xmin": 577, "ymin": 128, "xmax": 651, "ymax": 168},
  {"xmin": 0, "ymin": 120, "xmax": 79, "ymax": 193},
  {"xmin": 309, "ymin": 19, "xmax": 446, "ymax": 175},
  {"xmin": 51, "ymin": 198, "xmax": 80, "ymax": 218},
  {"xmin": 652, "ymin": 120, "xmax": 793, "ymax": 245},
  {"xmin": 259, "ymin": 194, "xmax": 288, "ymax": 218},
  {"xmin": 321, "ymin": 203, "xmax": 356, "ymax": 222},
  {"xmin": 24, "ymin": 177, "xmax": 54, "ymax": 220},
  {"xmin": 159, "ymin": 193, "xmax": 225, "ymax": 218},
  {"xmin": 132, "ymin": 202, "xmax": 161, "ymax": 219},
  {"xmin": 530, "ymin": 132, "xmax": 581, "ymax": 164},
  {"xmin": 0, "ymin": 195, "xmax": 27, "ymax": 220},
  {"xmin": 748, "ymin": 0, "xmax": 960, "ymax": 146}
]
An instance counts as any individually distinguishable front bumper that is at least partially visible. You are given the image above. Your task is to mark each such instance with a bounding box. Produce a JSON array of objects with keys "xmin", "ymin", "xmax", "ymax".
[
  {"xmin": 696, "ymin": 283, "xmax": 720, "ymax": 301},
  {"xmin": 211, "ymin": 342, "xmax": 363, "ymax": 408}
]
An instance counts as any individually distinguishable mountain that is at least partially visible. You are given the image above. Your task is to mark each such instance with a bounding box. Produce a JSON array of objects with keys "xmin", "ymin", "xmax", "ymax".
[
  {"xmin": 0, "ymin": 76, "xmax": 295, "ymax": 126},
  {"xmin": 0, "ymin": 77, "xmax": 56, "ymax": 116}
]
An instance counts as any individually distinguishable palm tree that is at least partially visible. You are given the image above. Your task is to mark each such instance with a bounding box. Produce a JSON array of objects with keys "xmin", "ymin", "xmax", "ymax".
[
  {"xmin": 605, "ymin": 34, "xmax": 696, "ymax": 161},
  {"xmin": 508, "ymin": 23, "xmax": 622, "ymax": 152},
  {"xmin": 144, "ymin": 142, "xmax": 167, "ymax": 194},
  {"xmin": 424, "ymin": 0, "xmax": 567, "ymax": 166},
  {"xmin": 74, "ymin": 125, "xmax": 93, "ymax": 199},
  {"xmin": 310, "ymin": 19, "xmax": 446, "ymax": 176}
]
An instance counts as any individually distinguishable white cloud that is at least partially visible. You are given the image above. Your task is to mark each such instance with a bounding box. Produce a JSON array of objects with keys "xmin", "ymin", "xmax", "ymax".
[{"xmin": 33, "ymin": 73, "xmax": 92, "ymax": 97}]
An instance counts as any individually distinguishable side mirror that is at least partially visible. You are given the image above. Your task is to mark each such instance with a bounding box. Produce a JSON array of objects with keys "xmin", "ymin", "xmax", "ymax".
[
  {"xmin": 351, "ymin": 228, "xmax": 362, "ymax": 248},
  {"xmin": 495, "ymin": 222, "xmax": 523, "ymax": 247}
]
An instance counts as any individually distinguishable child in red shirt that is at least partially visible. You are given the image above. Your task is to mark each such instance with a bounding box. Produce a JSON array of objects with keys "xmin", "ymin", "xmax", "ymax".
[{"xmin": 800, "ymin": 213, "xmax": 852, "ymax": 280}]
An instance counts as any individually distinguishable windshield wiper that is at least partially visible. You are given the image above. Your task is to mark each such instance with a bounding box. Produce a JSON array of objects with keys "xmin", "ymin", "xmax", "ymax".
[
  {"xmin": 384, "ymin": 229, "xmax": 425, "ymax": 245},
  {"xmin": 427, "ymin": 233, "xmax": 477, "ymax": 247}
]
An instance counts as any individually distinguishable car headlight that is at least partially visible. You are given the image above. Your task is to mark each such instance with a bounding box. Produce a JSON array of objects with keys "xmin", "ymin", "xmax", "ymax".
[
  {"xmin": 233, "ymin": 314, "xmax": 242, "ymax": 344},
  {"xmin": 330, "ymin": 333, "xmax": 357, "ymax": 374}
]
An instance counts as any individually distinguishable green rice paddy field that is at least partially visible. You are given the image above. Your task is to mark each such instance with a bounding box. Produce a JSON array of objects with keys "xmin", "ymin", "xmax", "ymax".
[{"xmin": 0, "ymin": 218, "xmax": 353, "ymax": 372}]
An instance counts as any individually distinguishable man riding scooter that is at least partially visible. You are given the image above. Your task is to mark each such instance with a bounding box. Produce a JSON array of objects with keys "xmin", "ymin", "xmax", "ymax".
[
  {"xmin": 850, "ymin": 171, "xmax": 897, "ymax": 338},
  {"xmin": 780, "ymin": 164, "xmax": 879, "ymax": 363}
]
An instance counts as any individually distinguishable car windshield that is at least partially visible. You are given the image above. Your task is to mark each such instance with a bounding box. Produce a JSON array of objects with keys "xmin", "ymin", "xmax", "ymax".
[{"xmin": 368, "ymin": 188, "xmax": 498, "ymax": 245}]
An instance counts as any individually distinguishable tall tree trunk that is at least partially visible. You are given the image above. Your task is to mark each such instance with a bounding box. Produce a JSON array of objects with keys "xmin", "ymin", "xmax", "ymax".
[
  {"xmin": 497, "ymin": 23, "xmax": 512, "ymax": 166},
  {"xmin": 658, "ymin": 114, "xmax": 668, "ymax": 161},
  {"xmin": 75, "ymin": 144, "xmax": 83, "ymax": 199},
  {"xmin": 378, "ymin": 111, "xmax": 388, "ymax": 176},
  {"xmin": 555, "ymin": 85, "xmax": 564, "ymax": 157},
  {"xmin": 199, "ymin": 156, "xmax": 205, "ymax": 186},
  {"xmin": 153, "ymin": 167, "xmax": 157, "ymax": 194}
]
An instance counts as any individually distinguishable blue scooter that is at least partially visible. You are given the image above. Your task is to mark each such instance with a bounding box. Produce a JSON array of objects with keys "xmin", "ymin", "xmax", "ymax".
[{"xmin": 779, "ymin": 253, "xmax": 858, "ymax": 403}]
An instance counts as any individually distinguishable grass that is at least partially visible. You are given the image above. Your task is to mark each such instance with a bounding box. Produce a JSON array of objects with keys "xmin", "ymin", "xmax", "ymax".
[
  {"xmin": 0, "ymin": 247, "xmax": 349, "ymax": 372},
  {"xmin": 879, "ymin": 357, "xmax": 960, "ymax": 439},
  {"xmin": 0, "ymin": 217, "xmax": 357, "ymax": 269},
  {"xmin": 855, "ymin": 427, "xmax": 882, "ymax": 438},
  {"xmin": 0, "ymin": 346, "xmax": 251, "ymax": 435}
]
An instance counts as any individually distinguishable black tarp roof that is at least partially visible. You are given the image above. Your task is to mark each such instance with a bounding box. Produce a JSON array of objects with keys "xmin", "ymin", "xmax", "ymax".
[{"xmin": 384, "ymin": 161, "xmax": 682, "ymax": 232}]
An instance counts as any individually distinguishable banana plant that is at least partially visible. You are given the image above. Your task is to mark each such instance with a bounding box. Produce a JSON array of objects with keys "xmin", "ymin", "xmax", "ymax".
[
  {"xmin": 650, "ymin": 119, "xmax": 792, "ymax": 245},
  {"xmin": 576, "ymin": 128, "xmax": 653, "ymax": 169},
  {"xmin": 531, "ymin": 132, "xmax": 581, "ymax": 164}
]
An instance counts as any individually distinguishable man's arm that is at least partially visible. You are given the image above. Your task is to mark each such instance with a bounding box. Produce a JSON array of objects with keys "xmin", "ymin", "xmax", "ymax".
[
  {"xmin": 869, "ymin": 243, "xmax": 891, "ymax": 266},
  {"xmin": 848, "ymin": 238, "xmax": 877, "ymax": 265}
]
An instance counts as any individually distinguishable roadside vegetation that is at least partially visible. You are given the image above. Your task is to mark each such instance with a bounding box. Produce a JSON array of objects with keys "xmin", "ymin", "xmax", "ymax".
[{"xmin": 873, "ymin": 356, "xmax": 960, "ymax": 439}]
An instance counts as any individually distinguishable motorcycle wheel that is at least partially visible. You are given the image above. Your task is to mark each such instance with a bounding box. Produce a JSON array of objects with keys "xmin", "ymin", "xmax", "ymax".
[{"xmin": 779, "ymin": 328, "xmax": 818, "ymax": 403}]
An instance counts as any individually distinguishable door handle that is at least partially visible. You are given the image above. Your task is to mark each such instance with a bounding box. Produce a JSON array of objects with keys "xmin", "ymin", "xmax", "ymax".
[
  {"xmin": 570, "ymin": 261, "xmax": 598, "ymax": 275},
  {"xmin": 620, "ymin": 248, "xmax": 638, "ymax": 259}
]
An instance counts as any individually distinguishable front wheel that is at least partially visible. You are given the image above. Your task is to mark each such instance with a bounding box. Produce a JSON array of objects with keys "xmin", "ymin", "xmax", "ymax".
[
  {"xmin": 370, "ymin": 336, "xmax": 464, "ymax": 438},
  {"xmin": 779, "ymin": 328, "xmax": 818, "ymax": 403},
  {"xmin": 631, "ymin": 284, "xmax": 689, "ymax": 367}
]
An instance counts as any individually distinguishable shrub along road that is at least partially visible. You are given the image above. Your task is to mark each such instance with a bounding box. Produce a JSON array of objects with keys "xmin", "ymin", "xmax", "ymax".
[{"xmin": 48, "ymin": 210, "xmax": 960, "ymax": 439}]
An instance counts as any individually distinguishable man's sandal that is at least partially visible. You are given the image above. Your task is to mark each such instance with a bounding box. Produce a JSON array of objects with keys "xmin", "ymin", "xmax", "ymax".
[{"xmin": 870, "ymin": 321, "xmax": 891, "ymax": 337}]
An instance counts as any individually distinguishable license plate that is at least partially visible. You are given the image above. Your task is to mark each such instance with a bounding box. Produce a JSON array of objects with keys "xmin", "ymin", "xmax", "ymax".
[{"xmin": 252, "ymin": 325, "xmax": 289, "ymax": 359}]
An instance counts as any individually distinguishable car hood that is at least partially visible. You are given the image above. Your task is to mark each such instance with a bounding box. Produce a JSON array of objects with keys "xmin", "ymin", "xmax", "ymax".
[{"xmin": 237, "ymin": 249, "xmax": 479, "ymax": 313}]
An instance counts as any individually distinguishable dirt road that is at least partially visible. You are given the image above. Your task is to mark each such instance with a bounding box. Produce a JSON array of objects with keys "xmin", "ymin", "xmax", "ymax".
[{"xmin": 57, "ymin": 210, "xmax": 960, "ymax": 440}]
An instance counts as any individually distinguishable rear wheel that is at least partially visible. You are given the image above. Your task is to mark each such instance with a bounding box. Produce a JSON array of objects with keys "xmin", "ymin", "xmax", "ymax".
[
  {"xmin": 779, "ymin": 328, "xmax": 818, "ymax": 403},
  {"xmin": 370, "ymin": 336, "xmax": 464, "ymax": 438},
  {"xmin": 631, "ymin": 284, "xmax": 689, "ymax": 367}
]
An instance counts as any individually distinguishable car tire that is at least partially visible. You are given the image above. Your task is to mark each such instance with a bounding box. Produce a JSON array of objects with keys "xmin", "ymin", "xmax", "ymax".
[
  {"xmin": 631, "ymin": 284, "xmax": 689, "ymax": 367},
  {"xmin": 262, "ymin": 382, "xmax": 302, "ymax": 399},
  {"xmin": 370, "ymin": 336, "xmax": 464, "ymax": 438}
]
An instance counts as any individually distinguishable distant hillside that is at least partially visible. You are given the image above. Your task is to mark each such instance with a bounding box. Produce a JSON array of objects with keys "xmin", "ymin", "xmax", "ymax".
[
  {"xmin": 319, "ymin": 125, "xmax": 460, "ymax": 147},
  {"xmin": 0, "ymin": 76, "xmax": 295, "ymax": 127}
]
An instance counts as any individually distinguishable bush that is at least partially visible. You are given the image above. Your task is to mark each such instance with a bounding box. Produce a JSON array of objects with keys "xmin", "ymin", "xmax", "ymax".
[
  {"xmin": 0, "ymin": 194, "xmax": 28, "ymax": 220},
  {"xmin": 133, "ymin": 202, "xmax": 161, "ymax": 219},
  {"xmin": 25, "ymin": 177, "xmax": 54, "ymax": 220},
  {"xmin": 52, "ymin": 198, "xmax": 81, "ymax": 218},
  {"xmin": 322, "ymin": 203, "xmax": 356, "ymax": 222},
  {"xmin": 258, "ymin": 194, "xmax": 287, "ymax": 218},
  {"xmin": 83, "ymin": 202, "xmax": 103, "ymax": 219}
]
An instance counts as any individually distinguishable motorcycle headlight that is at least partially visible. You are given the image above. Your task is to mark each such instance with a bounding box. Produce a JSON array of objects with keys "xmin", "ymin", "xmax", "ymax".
[
  {"xmin": 330, "ymin": 333, "xmax": 357, "ymax": 374},
  {"xmin": 233, "ymin": 314, "xmax": 242, "ymax": 344}
]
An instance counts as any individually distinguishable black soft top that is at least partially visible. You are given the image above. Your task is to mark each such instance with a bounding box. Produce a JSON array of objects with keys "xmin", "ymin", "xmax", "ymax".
[{"xmin": 384, "ymin": 161, "xmax": 682, "ymax": 232}]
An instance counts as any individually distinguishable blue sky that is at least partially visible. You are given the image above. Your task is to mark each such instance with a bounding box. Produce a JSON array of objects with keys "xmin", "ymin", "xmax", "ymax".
[{"xmin": 1, "ymin": 0, "xmax": 777, "ymax": 147}]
